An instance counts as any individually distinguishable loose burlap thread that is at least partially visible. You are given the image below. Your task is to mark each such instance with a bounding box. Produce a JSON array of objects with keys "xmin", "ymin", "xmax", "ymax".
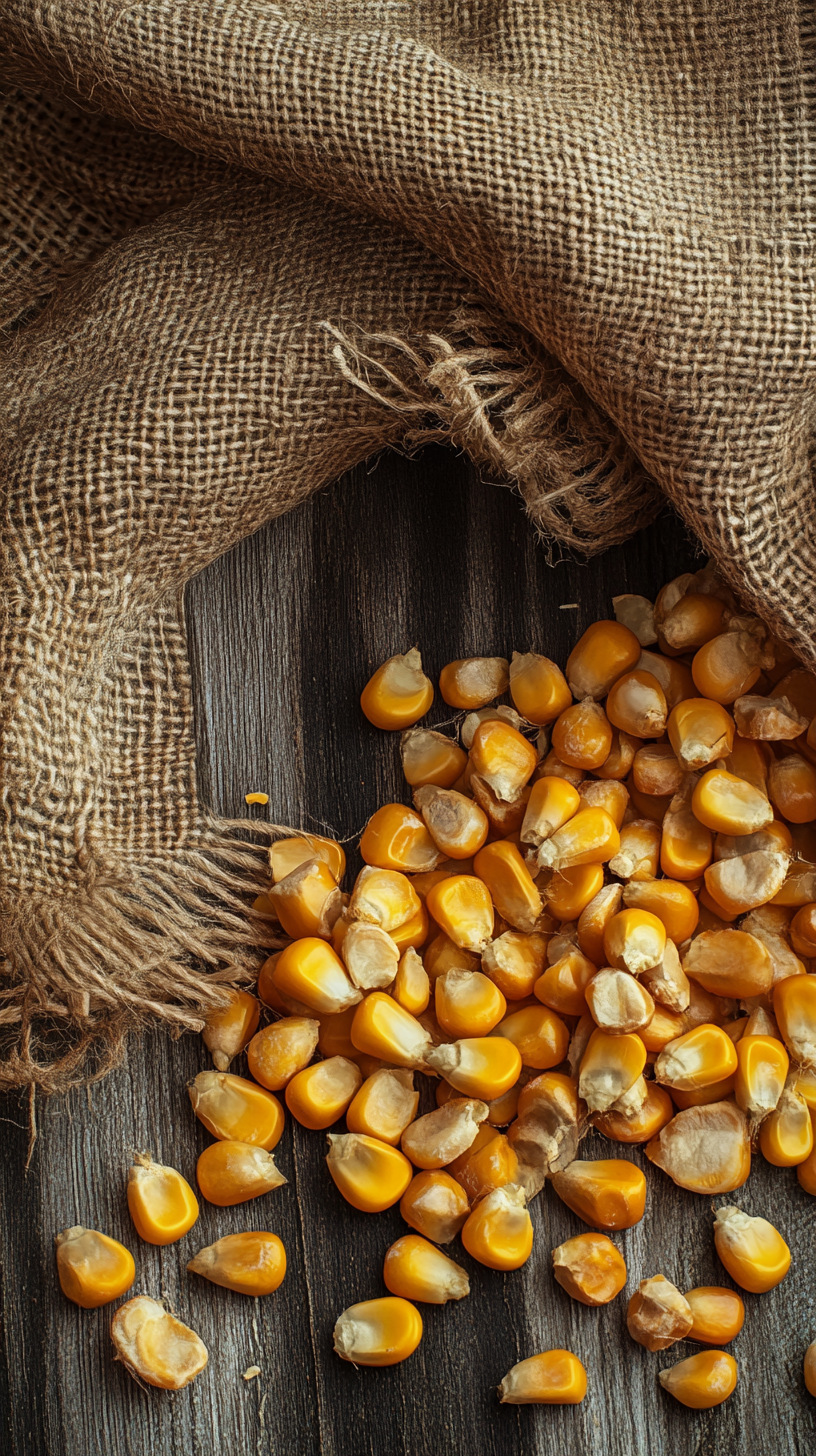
[{"xmin": 1, "ymin": 2, "xmax": 814, "ymax": 1090}]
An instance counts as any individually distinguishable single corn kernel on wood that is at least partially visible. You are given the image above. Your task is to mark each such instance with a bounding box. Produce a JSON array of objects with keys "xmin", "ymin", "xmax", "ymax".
[
  {"xmin": 578, "ymin": 1028, "xmax": 647, "ymax": 1112},
  {"xmin": 247, "ymin": 1016, "xmax": 320, "ymax": 1091},
  {"xmin": 202, "ymin": 990, "xmax": 260, "ymax": 1071},
  {"xmin": 351, "ymin": 992, "xmax": 433, "ymax": 1068},
  {"xmin": 270, "ymin": 834, "xmax": 346, "ymax": 885},
  {"xmin": 391, "ymin": 947, "xmax": 431, "ymax": 1014},
  {"xmin": 774, "ymin": 973, "xmax": 816, "ymax": 1066},
  {"xmin": 400, "ymin": 728, "xmax": 467, "ymax": 789},
  {"xmin": 399, "ymin": 1170, "xmax": 471, "ymax": 1244},
  {"xmin": 360, "ymin": 650, "xmax": 434, "ymax": 730},
  {"xmin": 273, "ymin": 937, "xmax": 362, "ymax": 1016},
  {"xmin": 645, "ymin": 1101, "xmax": 751, "ymax": 1193},
  {"xmin": 603, "ymin": 908, "xmax": 666, "ymax": 974},
  {"xmin": 499, "ymin": 1350, "xmax": 587, "ymax": 1405},
  {"xmin": 401, "ymin": 1098, "xmax": 488, "ymax": 1169},
  {"xmin": 659, "ymin": 1350, "xmax": 738, "ymax": 1409},
  {"xmin": 269, "ymin": 856, "xmax": 343, "ymax": 940},
  {"xmin": 55, "ymin": 1227, "xmax": 135, "ymax": 1308},
  {"xmin": 187, "ymin": 1231, "xmax": 286, "ymax": 1296},
  {"xmin": 551, "ymin": 698, "xmax": 613, "ymax": 771},
  {"xmin": 713, "ymin": 1205, "xmax": 791, "ymax": 1292},
  {"xmin": 188, "ymin": 1072, "xmax": 284, "ymax": 1150},
  {"xmin": 585, "ymin": 969, "xmax": 655, "ymax": 1036},
  {"xmin": 626, "ymin": 1275, "xmax": 693, "ymax": 1351},
  {"xmin": 360, "ymin": 803, "xmax": 441, "ymax": 873},
  {"xmin": 685, "ymin": 1286, "xmax": 745, "ymax": 1344},
  {"xmin": 683, "ymin": 928, "xmax": 773, "ymax": 999},
  {"xmin": 536, "ymin": 806, "xmax": 620, "ymax": 872},
  {"xmin": 346, "ymin": 1068, "xmax": 419, "ymax": 1145},
  {"xmin": 483, "ymin": 929, "xmax": 549, "ymax": 1001},
  {"xmin": 326, "ymin": 1132, "xmax": 413, "ymax": 1212},
  {"xmin": 425, "ymin": 875, "xmax": 494, "ymax": 952},
  {"xmin": 566, "ymin": 620, "xmax": 641, "ymax": 700},
  {"xmin": 609, "ymin": 819, "xmax": 662, "ymax": 881},
  {"xmin": 340, "ymin": 922, "xmax": 401, "ymax": 990},
  {"xmin": 439, "ymin": 656, "xmax": 509, "ymax": 709},
  {"xmin": 127, "ymin": 1154, "xmax": 199, "ymax": 1245},
  {"xmin": 333, "ymin": 1296, "xmax": 423, "ymax": 1366},
  {"xmin": 507, "ymin": 1071, "xmax": 584, "ymax": 1182},
  {"xmin": 654, "ymin": 1024, "xmax": 738, "ymax": 1092},
  {"xmin": 552, "ymin": 1232, "xmax": 627, "ymax": 1306},
  {"xmin": 508, "ymin": 652, "xmax": 572, "ymax": 725},
  {"xmin": 667, "ymin": 699, "xmax": 735, "ymax": 771},
  {"xmin": 349, "ymin": 866, "xmax": 422, "ymax": 933},
  {"xmin": 425, "ymin": 1036, "xmax": 522, "ymax": 1100},
  {"xmin": 469, "ymin": 719, "xmax": 539, "ymax": 802},
  {"xmin": 383, "ymin": 1234, "xmax": 470, "ymax": 1304},
  {"xmin": 494, "ymin": 1003, "xmax": 570, "ymax": 1070},
  {"xmin": 594, "ymin": 1082, "xmax": 675, "ymax": 1144},
  {"xmin": 435, "ymin": 968, "xmax": 507, "ymax": 1038},
  {"xmin": 759, "ymin": 1086, "xmax": 814, "ymax": 1166},
  {"xmin": 195, "ymin": 1139, "xmax": 286, "ymax": 1210},
  {"xmin": 606, "ymin": 669, "xmax": 668, "ymax": 738},
  {"xmin": 733, "ymin": 1034, "xmax": 789, "ymax": 1117},
  {"xmin": 285, "ymin": 1055, "xmax": 362, "ymax": 1129},
  {"xmin": 550, "ymin": 1159, "xmax": 647, "ymax": 1230},
  {"xmin": 461, "ymin": 1183, "xmax": 533, "ymax": 1269},
  {"xmin": 111, "ymin": 1297, "xmax": 208, "ymax": 1390},
  {"xmin": 473, "ymin": 840, "xmax": 543, "ymax": 932}
]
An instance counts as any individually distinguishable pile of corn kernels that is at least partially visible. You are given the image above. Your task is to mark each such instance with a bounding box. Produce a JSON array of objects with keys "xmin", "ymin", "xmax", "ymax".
[{"xmin": 55, "ymin": 562, "xmax": 816, "ymax": 1409}]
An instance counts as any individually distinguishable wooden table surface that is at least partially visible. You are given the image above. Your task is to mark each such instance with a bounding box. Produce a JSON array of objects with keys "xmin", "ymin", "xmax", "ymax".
[{"xmin": 2, "ymin": 446, "xmax": 815, "ymax": 1456}]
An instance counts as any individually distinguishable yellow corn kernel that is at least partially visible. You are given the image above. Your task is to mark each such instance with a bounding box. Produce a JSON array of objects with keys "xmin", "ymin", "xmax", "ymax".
[
  {"xmin": 470, "ymin": 775, "xmax": 531, "ymax": 837},
  {"xmin": 692, "ymin": 768, "xmax": 773, "ymax": 837},
  {"xmin": 461, "ymin": 704, "xmax": 524, "ymax": 749},
  {"xmin": 551, "ymin": 699, "xmax": 613, "ymax": 771},
  {"xmin": 285, "ymin": 1055, "xmax": 362, "ymax": 1129},
  {"xmin": 349, "ymin": 865, "xmax": 422, "ymax": 933},
  {"xmin": 543, "ymin": 864, "xmax": 605, "ymax": 921},
  {"xmin": 400, "ymin": 728, "xmax": 467, "ymax": 789},
  {"xmin": 713, "ymin": 1204, "xmax": 790, "ymax": 1292},
  {"xmin": 273, "ymin": 938, "xmax": 362, "ymax": 1016},
  {"xmin": 438, "ymin": 655, "xmax": 509, "ymax": 709},
  {"xmin": 499, "ymin": 1350, "xmax": 587, "ymax": 1405},
  {"xmin": 269, "ymin": 857, "xmax": 342, "ymax": 940},
  {"xmin": 360, "ymin": 803, "xmax": 440, "ymax": 873},
  {"xmin": 461, "ymin": 1183, "xmax": 533, "ymax": 1269},
  {"xmin": 535, "ymin": 807, "xmax": 620, "ymax": 873},
  {"xmin": 252, "ymin": 890, "xmax": 277, "ymax": 918},
  {"xmin": 256, "ymin": 955, "xmax": 313, "ymax": 1016},
  {"xmin": 566, "ymin": 619, "xmax": 641, "ymax": 700},
  {"xmin": 606, "ymin": 669, "xmax": 668, "ymax": 739},
  {"xmin": 270, "ymin": 834, "xmax": 346, "ymax": 885},
  {"xmin": 389, "ymin": 900, "xmax": 430, "ymax": 952},
  {"xmin": 426, "ymin": 1036, "xmax": 522, "ymax": 1099},
  {"xmin": 196, "ymin": 1140, "xmax": 286, "ymax": 1206},
  {"xmin": 482, "ymin": 929, "xmax": 548, "ymax": 1001},
  {"xmin": 621, "ymin": 881, "xmax": 698, "ymax": 945},
  {"xmin": 202, "ymin": 990, "xmax": 260, "ymax": 1071},
  {"xmin": 351, "ymin": 992, "xmax": 433, "ymax": 1067},
  {"xmin": 189, "ymin": 1072, "xmax": 284, "ymax": 1150},
  {"xmin": 550, "ymin": 1158, "xmax": 647, "ymax": 1230},
  {"xmin": 662, "ymin": 591, "xmax": 728, "ymax": 650},
  {"xmin": 425, "ymin": 874, "xmax": 494, "ymax": 953},
  {"xmin": 640, "ymin": 940, "xmax": 690, "ymax": 1015},
  {"xmin": 685, "ymin": 1286, "xmax": 745, "ymax": 1344},
  {"xmin": 187, "ymin": 1231, "xmax": 286, "ymax": 1296},
  {"xmin": 552, "ymin": 1232, "xmax": 627, "ymax": 1306},
  {"xmin": 492, "ymin": 1004, "xmax": 569, "ymax": 1070},
  {"xmin": 774, "ymin": 973, "xmax": 816, "ymax": 1065},
  {"xmin": 435, "ymin": 968, "xmax": 506, "ymax": 1038},
  {"xmin": 361, "ymin": 650, "xmax": 433, "ymax": 730},
  {"xmin": 667, "ymin": 698, "xmax": 735, "ymax": 771},
  {"xmin": 245, "ymin": 792, "xmax": 269, "ymax": 805},
  {"xmin": 391, "ymin": 947, "xmax": 430, "ymax": 1015},
  {"xmin": 468, "ymin": 718, "xmax": 538, "ymax": 803},
  {"xmin": 384, "ymin": 1234, "xmax": 469, "ymax": 1304},
  {"xmin": 594, "ymin": 1082, "xmax": 674, "ymax": 1143},
  {"xmin": 646, "ymin": 1101, "xmax": 751, "ymax": 1193},
  {"xmin": 683, "ymin": 928, "xmax": 773, "ymax": 1000},
  {"xmin": 578, "ymin": 1028, "xmax": 647, "ymax": 1112},
  {"xmin": 473, "ymin": 840, "xmax": 542, "ymax": 933},
  {"xmin": 508, "ymin": 651, "xmax": 572, "ymax": 724},
  {"xmin": 507, "ymin": 1072, "xmax": 583, "ymax": 1184},
  {"xmin": 609, "ymin": 819, "xmax": 662, "ymax": 882},
  {"xmin": 655, "ymin": 1024, "xmax": 738, "ymax": 1091},
  {"xmin": 659, "ymin": 1350, "xmax": 738, "ymax": 1409},
  {"xmin": 333, "ymin": 1296, "xmax": 422, "ymax": 1366},
  {"xmin": 661, "ymin": 788, "xmax": 713, "ymax": 881},
  {"xmin": 326, "ymin": 1132, "xmax": 413, "ymax": 1211},
  {"xmin": 452, "ymin": 1130, "xmax": 519, "ymax": 1203},
  {"xmin": 55, "ymin": 1226, "xmax": 135, "ymax": 1309},
  {"xmin": 247, "ymin": 1016, "xmax": 320, "ymax": 1091},
  {"xmin": 345, "ymin": 1068, "xmax": 419, "ymax": 1145},
  {"xmin": 585, "ymin": 969, "xmax": 654, "ymax": 1035},
  {"xmin": 794, "ymin": 1065, "xmax": 816, "ymax": 1112},
  {"xmin": 486, "ymin": 1083, "xmax": 522, "ymax": 1126},
  {"xmin": 111, "ymin": 1297, "xmax": 208, "ymax": 1390},
  {"xmin": 769, "ymin": 752, "xmax": 816, "ymax": 822},
  {"xmin": 574, "ymin": 884, "xmax": 620, "ymax": 965},
  {"xmin": 759, "ymin": 1085, "xmax": 813, "ymax": 1166},
  {"xmin": 316, "ymin": 1004, "xmax": 358, "ymax": 1060},
  {"xmin": 692, "ymin": 625, "xmax": 764, "ymax": 703},
  {"xmin": 534, "ymin": 949, "xmax": 596, "ymax": 1017},
  {"xmin": 734, "ymin": 1034, "xmax": 789, "ymax": 1116},
  {"xmin": 399, "ymin": 1169, "xmax": 471, "ymax": 1243},
  {"xmin": 604, "ymin": 908, "xmax": 666, "ymax": 974},
  {"xmin": 401, "ymin": 1098, "xmax": 488, "ymax": 1169},
  {"xmin": 127, "ymin": 1154, "xmax": 199, "ymax": 1245},
  {"xmin": 639, "ymin": 1007, "xmax": 685, "ymax": 1053},
  {"xmin": 627, "ymin": 1275, "xmax": 693, "ymax": 1351}
]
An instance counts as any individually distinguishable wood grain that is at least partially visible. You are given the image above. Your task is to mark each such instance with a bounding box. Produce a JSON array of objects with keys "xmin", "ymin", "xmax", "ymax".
[{"xmin": 2, "ymin": 445, "xmax": 816, "ymax": 1455}]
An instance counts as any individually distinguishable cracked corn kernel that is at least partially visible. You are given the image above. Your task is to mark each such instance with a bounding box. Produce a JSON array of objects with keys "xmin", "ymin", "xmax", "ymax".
[
  {"xmin": 685, "ymin": 1286, "xmax": 745, "ymax": 1344},
  {"xmin": 550, "ymin": 1159, "xmax": 647, "ymax": 1230},
  {"xmin": 188, "ymin": 1072, "xmax": 284, "ymax": 1150},
  {"xmin": 507, "ymin": 1071, "xmax": 583, "ymax": 1184},
  {"xmin": 333, "ymin": 1296, "xmax": 423, "ymax": 1366},
  {"xmin": 127, "ymin": 1154, "xmax": 199, "ymax": 1245},
  {"xmin": 270, "ymin": 834, "xmax": 346, "ymax": 885},
  {"xmin": 326, "ymin": 1132, "xmax": 413, "ymax": 1212},
  {"xmin": 360, "ymin": 650, "xmax": 433, "ymax": 730},
  {"xmin": 535, "ymin": 806, "xmax": 620, "ymax": 872},
  {"xmin": 196, "ymin": 1141, "xmax": 286, "ymax": 1206},
  {"xmin": 285, "ymin": 1055, "xmax": 362, "ymax": 1129},
  {"xmin": 461, "ymin": 1183, "xmax": 533, "ymax": 1269},
  {"xmin": 659, "ymin": 1350, "xmax": 737, "ymax": 1409},
  {"xmin": 269, "ymin": 857, "xmax": 343, "ymax": 940},
  {"xmin": 399, "ymin": 1170, "xmax": 471, "ymax": 1244},
  {"xmin": 499, "ymin": 1350, "xmax": 587, "ymax": 1405},
  {"xmin": 55, "ymin": 1226, "xmax": 135, "ymax": 1309},
  {"xmin": 626, "ymin": 1275, "xmax": 692, "ymax": 1351},
  {"xmin": 340, "ymin": 922, "xmax": 401, "ymax": 990},
  {"xmin": 383, "ymin": 1234, "xmax": 469, "ymax": 1304},
  {"xmin": 187, "ymin": 1231, "xmax": 286, "ymax": 1296},
  {"xmin": 247, "ymin": 1016, "xmax": 320, "ymax": 1091},
  {"xmin": 552, "ymin": 1232, "xmax": 627, "ymax": 1306},
  {"xmin": 202, "ymin": 990, "xmax": 260, "ymax": 1071},
  {"xmin": 111, "ymin": 1297, "xmax": 208, "ymax": 1390}
]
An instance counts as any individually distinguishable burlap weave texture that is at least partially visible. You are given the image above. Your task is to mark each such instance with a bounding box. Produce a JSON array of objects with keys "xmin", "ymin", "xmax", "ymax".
[{"xmin": 1, "ymin": 1, "xmax": 814, "ymax": 1088}]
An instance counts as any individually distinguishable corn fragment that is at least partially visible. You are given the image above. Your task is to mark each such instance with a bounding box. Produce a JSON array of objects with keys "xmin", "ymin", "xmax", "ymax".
[
  {"xmin": 111, "ymin": 1297, "xmax": 208, "ymax": 1390},
  {"xmin": 627, "ymin": 1275, "xmax": 692, "ymax": 1351}
]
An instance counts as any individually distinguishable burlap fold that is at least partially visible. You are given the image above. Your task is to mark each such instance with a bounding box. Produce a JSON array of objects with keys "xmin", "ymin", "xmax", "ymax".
[{"xmin": 1, "ymin": 1, "xmax": 815, "ymax": 1088}]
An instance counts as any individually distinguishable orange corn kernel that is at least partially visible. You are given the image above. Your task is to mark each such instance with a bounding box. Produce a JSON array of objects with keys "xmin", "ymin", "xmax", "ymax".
[
  {"xmin": 575, "ymin": 885, "xmax": 621, "ymax": 966},
  {"xmin": 461, "ymin": 1184, "xmax": 533, "ymax": 1269},
  {"xmin": 461, "ymin": 705, "xmax": 524, "ymax": 750},
  {"xmin": 361, "ymin": 649, "xmax": 433, "ymax": 729},
  {"xmin": 400, "ymin": 728, "xmax": 467, "ymax": 789},
  {"xmin": 55, "ymin": 1227, "xmax": 135, "ymax": 1309},
  {"xmin": 627, "ymin": 1275, "xmax": 693, "ymax": 1351},
  {"xmin": 285, "ymin": 1055, "xmax": 362, "ymax": 1129},
  {"xmin": 538, "ymin": 749, "xmax": 585, "ymax": 786},
  {"xmin": 188, "ymin": 1072, "xmax": 284, "ymax": 1150},
  {"xmin": 187, "ymin": 1231, "xmax": 286, "ymax": 1297},
  {"xmin": 768, "ymin": 753, "xmax": 816, "ymax": 823},
  {"xmin": 594, "ymin": 1082, "xmax": 674, "ymax": 1143},
  {"xmin": 535, "ymin": 807, "xmax": 620, "ymax": 872},
  {"xmin": 469, "ymin": 719, "xmax": 539, "ymax": 803},
  {"xmin": 452, "ymin": 1130, "xmax": 520, "ymax": 1203},
  {"xmin": 551, "ymin": 1158, "xmax": 647, "ymax": 1230},
  {"xmin": 270, "ymin": 834, "xmax": 346, "ymax": 885},
  {"xmin": 351, "ymin": 993, "xmax": 432, "ymax": 1068},
  {"xmin": 772, "ymin": 862, "xmax": 816, "ymax": 907},
  {"xmin": 683, "ymin": 928, "xmax": 773, "ymax": 999},
  {"xmin": 654, "ymin": 1024, "xmax": 738, "ymax": 1091},
  {"xmin": 661, "ymin": 792, "xmax": 713, "ymax": 880},
  {"xmin": 713, "ymin": 1204, "xmax": 790, "ymax": 1292},
  {"xmin": 499, "ymin": 1350, "xmax": 587, "ymax": 1405},
  {"xmin": 606, "ymin": 670, "xmax": 668, "ymax": 739},
  {"xmin": 486, "ymin": 1083, "xmax": 522, "ymax": 1126},
  {"xmin": 604, "ymin": 908, "xmax": 666, "ymax": 974},
  {"xmin": 391, "ymin": 947, "xmax": 430, "ymax": 1015},
  {"xmin": 482, "ymin": 929, "xmax": 548, "ymax": 1000},
  {"xmin": 346, "ymin": 1068, "xmax": 419, "ymax": 1145},
  {"xmin": 585, "ymin": 969, "xmax": 654, "ymax": 1036},
  {"xmin": 247, "ymin": 1017, "xmax": 319, "ymax": 1092},
  {"xmin": 593, "ymin": 729, "xmax": 638, "ymax": 783},
  {"xmin": 495, "ymin": 1003, "xmax": 570, "ymax": 1070},
  {"xmin": 333, "ymin": 1296, "xmax": 423, "ymax": 1367},
  {"xmin": 692, "ymin": 769, "xmax": 773, "ymax": 836},
  {"xmin": 423, "ymin": 931, "xmax": 480, "ymax": 982},
  {"xmin": 110, "ymin": 1297, "xmax": 208, "ymax": 1390},
  {"xmin": 426, "ymin": 1036, "xmax": 522, "ymax": 1100},
  {"xmin": 774, "ymin": 973, "xmax": 816, "ymax": 1065},
  {"xmin": 534, "ymin": 949, "xmax": 596, "ymax": 1017},
  {"xmin": 544, "ymin": 864, "xmax": 605, "ymax": 921},
  {"xmin": 202, "ymin": 990, "xmax": 260, "ymax": 1072},
  {"xmin": 724, "ymin": 734, "xmax": 772, "ymax": 794},
  {"xmin": 196, "ymin": 1140, "xmax": 286, "ymax": 1207},
  {"xmin": 127, "ymin": 1155, "xmax": 199, "ymax": 1245},
  {"xmin": 439, "ymin": 656, "xmax": 509, "ymax": 710},
  {"xmin": 413, "ymin": 786, "xmax": 489, "ymax": 859},
  {"xmin": 389, "ymin": 901, "xmax": 430, "ymax": 952},
  {"xmin": 426, "ymin": 875, "xmax": 494, "ymax": 952},
  {"xmin": 470, "ymin": 774, "xmax": 531, "ymax": 837},
  {"xmin": 734, "ymin": 693, "xmax": 808, "ymax": 741},
  {"xmin": 326, "ymin": 1132, "xmax": 413, "ymax": 1212},
  {"xmin": 578, "ymin": 1028, "xmax": 647, "ymax": 1111},
  {"xmin": 692, "ymin": 631, "xmax": 762, "ymax": 704},
  {"xmin": 552, "ymin": 699, "xmax": 613, "ymax": 771},
  {"xmin": 349, "ymin": 865, "xmax": 422, "ymax": 933},
  {"xmin": 645, "ymin": 1101, "xmax": 750, "ymax": 1193},
  {"xmin": 660, "ymin": 592, "xmax": 728, "ymax": 651},
  {"xmin": 360, "ymin": 803, "xmax": 440, "ymax": 873},
  {"xmin": 609, "ymin": 820, "xmax": 662, "ymax": 881},
  {"xmin": 508, "ymin": 651, "xmax": 572, "ymax": 725},
  {"xmin": 759, "ymin": 1085, "xmax": 813, "ymax": 1166},
  {"xmin": 269, "ymin": 857, "xmax": 342, "ymax": 940},
  {"xmin": 435, "ymin": 968, "xmax": 506, "ymax": 1037},
  {"xmin": 667, "ymin": 699, "xmax": 735, "ymax": 771},
  {"xmin": 552, "ymin": 1232, "xmax": 627, "ymax": 1306},
  {"xmin": 383, "ymin": 1233, "xmax": 470, "ymax": 1305},
  {"xmin": 733, "ymin": 1034, "xmax": 789, "ymax": 1116},
  {"xmin": 473, "ymin": 840, "xmax": 542, "ymax": 932},
  {"xmin": 632, "ymin": 743, "xmax": 685, "ymax": 797},
  {"xmin": 566, "ymin": 620, "xmax": 641, "ymax": 700},
  {"xmin": 400, "ymin": 1169, "xmax": 471, "ymax": 1243},
  {"xmin": 621, "ymin": 880, "xmax": 698, "ymax": 943},
  {"xmin": 659, "ymin": 1350, "xmax": 738, "ymax": 1409},
  {"xmin": 685, "ymin": 1286, "xmax": 745, "ymax": 1344}
]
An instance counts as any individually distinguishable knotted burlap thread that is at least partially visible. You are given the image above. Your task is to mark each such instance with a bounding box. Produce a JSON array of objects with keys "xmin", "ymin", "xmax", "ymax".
[{"xmin": 1, "ymin": 1, "xmax": 814, "ymax": 1089}]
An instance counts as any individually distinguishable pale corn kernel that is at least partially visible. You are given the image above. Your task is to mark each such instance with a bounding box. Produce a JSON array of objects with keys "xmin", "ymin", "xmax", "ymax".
[
  {"xmin": 645, "ymin": 1101, "xmax": 751, "ymax": 1193},
  {"xmin": 667, "ymin": 699, "xmax": 735, "ymax": 771},
  {"xmin": 508, "ymin": 651, "xmax": 572, "ymax": 724},
  {"xmin": 683, "ymin": 928, "xmax": 772, "ymax": 1000},
  {"xmin": 534, "ymin": 949, "xmax": 596, "ymax": 1017},
  {"xmin": 473, "ymin": 839, "xmax": 543, "ymax": 932},
  {"xmin": 539, "ymin": 749, "xmax": 585, "ymax": 786},
  {"xmin": 703, "ymin": 849, "xmax": 789, "ymax": 916},
  {"xmin": 285, "ymin": 1056, "xmax": 362, "ymax": 1129},
  {"xmin": 269, "ymin": 856, "xmax": 343, "ymax": 941},
  {"xmin": 612, "ymin": 593, "xmax": 657, "ymax": 645},
  {"xmin": 550, "ymin": 1158, "xmax": 647, "ymax": 1230},
  {"xmin": 383, "ymin": 1234, "xmax": 470, "ymax": 1304},
  {"xmin": 606, "ymin": 669, "xmax": 667, "ymax": 738},
  {"xmin": 461, "ymin": 704, "xmax": 523, "ymax": 749},
  {"xmin": 400, "ymin": 728, "xmax": 467, "ymax": 789},
  {"xmin": 482, "ymin": 930, "xmax": 548, "ymax": 1001},
  {"xmin": 715, "ymin": 819, "xmax": 793, "ymax": 864},
  {"xmin": 685, "ymin": 1286, "xmax": 745, "ymax": 1344},
  {"xmin": 578, "ymin": 1028, "xmax": 647, "ymax": 1112},
  {"xmin": 401, "ymin": 1098, "xmax": 488, "ymax": 1169},
  {"xmin": 741, "ymin": 905, "xmax": 807, "ymax": 983},
  {"xmin": 360, "ymin": 650, "xmax": 433, "ymax": 730},
  {"xmin": 552, "ymin": 1232, "xmax": 627, "ymax": 1306},
  {"xmin": 654, "ymin": 1024, "xmax": 738, "ymax": 1091},
  {"xmin": 435, "ymin": 968, "xmax": 507, "ymax": 1038},
  {"xmin": 111, "ymin": 1297, "xmax": 208, "ymax": 1390},
  {"xmin": 351, "ymin": 992, "xmax": 433, "ymax": 1068},
  {"xmin": 439, "ymin": 656, "xmax": 509, "ymax": 709},
  {"xmin": 270, "ymin": 834, "xmax": 346, "ymax": 884},
  {"xmin": 499, "ymin": 1350, "xmax": 587, "ymax": 1405},
  {"xmin": 203, "ymin": 990, "xmax": 260, "ymax": 1071},
  {"xmin": 552, "ymin": 699, "xmax": 613, "ymax": 770},
  {"xmin": 632, "ymin": 743, "xmax": 684, "ymax": 797},
  {"xmin": 639, "ymin": 939, "xmax": 690, "ymax": 1013},
  {"xmin": 713, "ymin": 1205, "xmax": 790, "ymax": 1292},
  {"xmin": 346, "ymin": 1069, "xmax": 419, "ymax": 1145},
  {"xmin": 637, "ymin": 648, "xmax": 696, "ymax": 710},
  {"xmin": 659, "ymin": 1350, "xmax": 738, "ymax": 1409},
  {"xmin": 348, "ymin": 866, "xmax": 422, "ymax": 933},
  {"xmin": 566, "ymin": 620, "xmax": 640, "ymax": 699},
  {"xmin": 196, "ymin": 1141, "xmax": 286, "ymax": 1207},
  {"xmin": 469, "ymin": 719, "xmax": 538, "ymax": 802},
  {"xmin": 333, "ymin": 1296, "xmax": 423, "ymax": 1366},
  {"xmin": 360, "ymin": 803, "xmax": 441, "ymax": 873},
  {"xmin": 627, "ymin": 1275, "xmax": 693, "ymax": 1351},
  {"xmin": 585, "ymin": 968, "xmax": 655, "ymax": 1035},
  {"xmin": 681, "ymin": 979, "xmax": 737, "ymax": 1031},
  {"xmin": 340, "ymin": 922, "xmax": 401, "ymax": 990},
  {"xmin": 577, "ymin": 883, "xmax": 623, "ymax": 963},
  {"xmin": 55, "ymin": 1227, "xmax": 135, "ymax": 1309},
  {"xmin": 461, "ymin": 1183, "xmax": 533, "ymax": 1269},
  {"xmin": 774, "ymin": 973, "xmax": 816, "ymax": 1065},
  {"xmin": 391, "ymin": 947, "xmax": 430, "ymax": 1015},
  {"xmin": 759, "ymin": 1085, "xmax": 813, "ymax": 1166},
  {"xmin": 272, "ymin": 938, "xmax": 362, "ymax": 1016},
  {"xmin": 609, "ymin": 819, "xmax": 662, "ymax": 881},
  {"xmin": 734, "ymin": 1034, "xmax": 789, "ymax": 1117},
  {"xmin": 247, "ymin": 1017, "xmax": 320, "ymax": 1091},
  {"xmin": 742, "ymin": 1006, "xmax": 779, "ymax": 1038},
  {"xmin": 127, "ymin": 1154, "xmax": 199, "ymax": 1245},
  {"xmin": 187, "ymin": 1231, "xmax": 286, "ymax": 1296},
  {"xmin": 399, "ymin": 1170, "xmax": 471, "ymax": 1244},
  {"xmin": 326, "ymin": 1132, "xmax": 413, "ymax": 1212},
  {"xmin": 733, "ymin": 694, "xmax": 808, "ymax": 741},
  {"xmin": 425, "ymin": 875, "xmax": 494, "ymax": 953},
  {"xmin": 413, "ymin": 785, "xmax": 489, "ymax": 859},
  {"xmin": 603, "ymin": 908, "xmax": 666, "ymax": 974},
  {"xmin": 425, "ymin": 1036, "xmax": 522, "ymax": 1100},
  {"xmin": 507, "ymin": 1071, "xmax": 584, "ymax": 1182},
  {"xmin": 188, "ymin": 1072, "xmax": 284, "ymax": 1150},
  {"xmin": 535, "ymin": 807, "xmax": 620, "ymax": 872}
]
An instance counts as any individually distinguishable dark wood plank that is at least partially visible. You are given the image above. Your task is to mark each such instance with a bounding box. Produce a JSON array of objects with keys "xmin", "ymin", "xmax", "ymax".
[{"xmin": 2, "ymin": 445, "xmax": 816, "ymax": 1455}]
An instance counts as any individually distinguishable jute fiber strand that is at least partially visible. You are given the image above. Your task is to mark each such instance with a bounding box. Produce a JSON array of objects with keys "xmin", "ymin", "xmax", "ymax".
[{"xmin": 0, "ymin": 2, "xmax": 814, "ymax": 1090}]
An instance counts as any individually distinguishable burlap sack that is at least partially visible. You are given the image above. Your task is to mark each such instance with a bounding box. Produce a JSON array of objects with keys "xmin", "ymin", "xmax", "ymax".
[{"xmin": 1, "ymin": 1, "xmax": 814, "ymax": 1090}]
